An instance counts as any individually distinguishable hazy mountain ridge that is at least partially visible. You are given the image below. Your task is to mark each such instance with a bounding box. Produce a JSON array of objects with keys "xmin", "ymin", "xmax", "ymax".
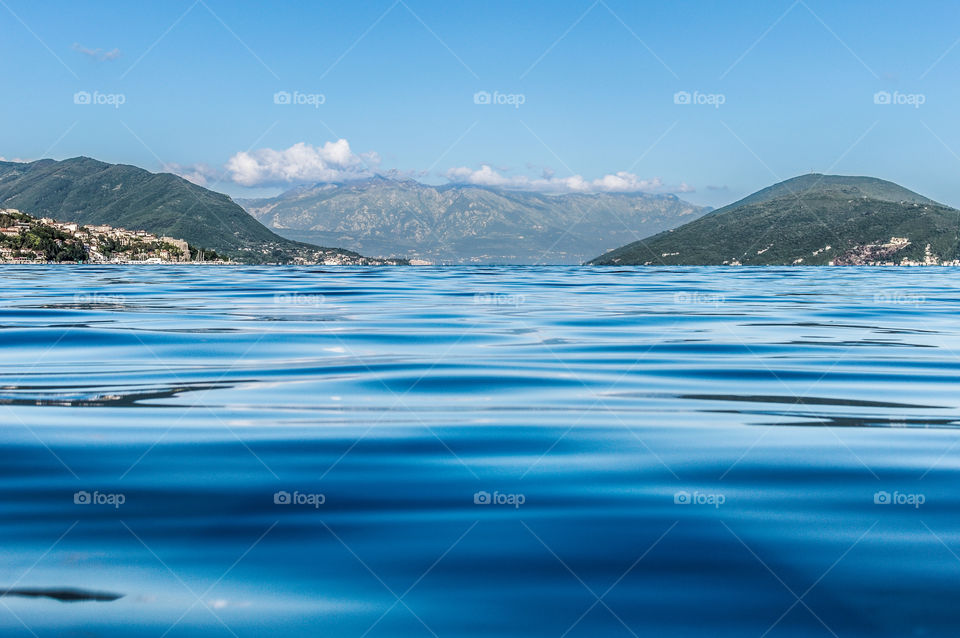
[
  {"xmin": 0, "ymin": 158, "xmax": 400, "ymax": 264},
  {"xmin": 238, "ymin": 177, "xmax": 709, "ymax": 264},
  {"xmin": 590, "ymin": 174, "xmax": 960, "ymax": 266}
]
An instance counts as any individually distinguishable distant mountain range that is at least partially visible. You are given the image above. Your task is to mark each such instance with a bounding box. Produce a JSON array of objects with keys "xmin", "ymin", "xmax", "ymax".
[
  {"xmin": 6, "ymin": 159, "xmax": 954, "ymax": 268},
  {"xmin": 589, "ymin": 174, "xmax": 960, "ymax": 266},
  {"xmin": 237, "ymin": 176, "xmax": 708, "ymax": 264},
  {"xmin": 0, "ymin": 158, "xmax": 401, "ymax": 264}
]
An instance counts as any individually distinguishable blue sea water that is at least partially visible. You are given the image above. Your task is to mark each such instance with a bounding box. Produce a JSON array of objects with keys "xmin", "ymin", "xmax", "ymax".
[{"xmin": 1, "ymin": 265, "xmax": 960, "ymax": 637}]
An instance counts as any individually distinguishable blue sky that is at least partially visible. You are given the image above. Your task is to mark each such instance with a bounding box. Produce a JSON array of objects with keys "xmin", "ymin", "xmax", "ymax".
[{"xmin": 2, "ymin": 0, "xmax": 960, "ymax": 206}]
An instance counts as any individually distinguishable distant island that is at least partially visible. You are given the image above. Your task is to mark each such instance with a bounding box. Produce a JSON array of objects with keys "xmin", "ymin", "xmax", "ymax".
[{"xmin": 589, "ymin": 174, "xmax": 960, "ymax": 266}]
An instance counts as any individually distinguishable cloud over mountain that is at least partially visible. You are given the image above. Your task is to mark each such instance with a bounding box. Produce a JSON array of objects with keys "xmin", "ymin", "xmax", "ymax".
[
  {"xmin": 445, "ymin": 165, "xmax": 693, "ymax": 194},
  {"xmin": 161, "ymin": 162, "xmax": 219, "ymax": 187},
  {"xmin": 225, "ymin": 141, "xmax": 377, "ymax": 187},
  {"xmin": 210, "ymin": 139, "xmax": 694, "ymax": 195}
]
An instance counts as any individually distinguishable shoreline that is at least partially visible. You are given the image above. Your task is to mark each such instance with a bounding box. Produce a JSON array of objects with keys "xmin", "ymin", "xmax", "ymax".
[{"xmin": 3, "ymin": 262, "xmax": 960, "ymax": 268}]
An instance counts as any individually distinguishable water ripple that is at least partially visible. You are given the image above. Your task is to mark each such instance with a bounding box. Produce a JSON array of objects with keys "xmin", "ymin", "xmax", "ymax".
[{"xmin": 1, "ymin": 266, "xmax": 960, "ymax": 637}]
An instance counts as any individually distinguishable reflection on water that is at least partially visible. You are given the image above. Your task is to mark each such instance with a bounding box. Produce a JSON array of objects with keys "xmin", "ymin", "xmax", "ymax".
[
  {"xmin": 0, "ymin": 588, "xmax": 124, "ymax": 602},
  {"xmin": 1, "ymin": 266, "xmax": 960, "ymax": 637}
]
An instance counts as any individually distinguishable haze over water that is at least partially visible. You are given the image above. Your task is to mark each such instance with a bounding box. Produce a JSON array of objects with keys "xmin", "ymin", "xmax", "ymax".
[{"xmin": 2, "ymin": 266, "xmax": 960, "ymax": 637}]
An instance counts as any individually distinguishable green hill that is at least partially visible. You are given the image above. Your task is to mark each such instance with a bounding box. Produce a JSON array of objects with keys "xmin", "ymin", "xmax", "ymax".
[
  {"xmin": 588, "ymin": 174, "xmax": 960, "ymax": 266},
  {"xmin": 0, "ymin": 157, "xmax": 394, "ymax": 263}
]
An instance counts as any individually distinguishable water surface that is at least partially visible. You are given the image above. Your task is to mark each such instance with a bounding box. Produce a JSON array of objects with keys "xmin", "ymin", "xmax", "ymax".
[{"xmin": 1, "ymin": 266, "xmax": 959, "ymax": 637}]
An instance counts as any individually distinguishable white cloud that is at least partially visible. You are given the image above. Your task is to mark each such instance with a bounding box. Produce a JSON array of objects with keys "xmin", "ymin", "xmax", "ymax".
[
  {"xmin": 213, "ymin": 139, "xmax": 695, "ymax": 194},
  {"xmin": 162, "ymin": 162, "xmax": 219, "ymax": 187},
  {"xmin": 445, "ymin": 164, "xmax": 693, "ymax": 194},
  {"xmin": 72, "ymin": 43, "xmax": 121, "ymax": 62},
  {"xmin": 225, "ymin": 141, "xmax": 377, "ymax": 187}
]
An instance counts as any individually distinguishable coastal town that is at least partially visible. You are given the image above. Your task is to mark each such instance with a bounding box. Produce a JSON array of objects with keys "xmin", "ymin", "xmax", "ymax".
[
  {"xmin": 0, "ymin": 208, "xmax": 227, "ymax": 264},
  {"xmin": 828, "ymin": 237, "xmax": 960, "ymax": 267},
  {"xmin": 0, "ymin": 208, "xmax": 409, "ymax": 265},
  {"xmin": 709, "ymin": 237, "xmax": 960, "ymax": 267}
]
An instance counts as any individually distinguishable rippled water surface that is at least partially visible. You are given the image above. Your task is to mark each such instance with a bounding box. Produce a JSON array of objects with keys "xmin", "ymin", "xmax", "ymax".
[{"xmin": 2, "ymin": 266, "xmax": 960, "ymax": 637}]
